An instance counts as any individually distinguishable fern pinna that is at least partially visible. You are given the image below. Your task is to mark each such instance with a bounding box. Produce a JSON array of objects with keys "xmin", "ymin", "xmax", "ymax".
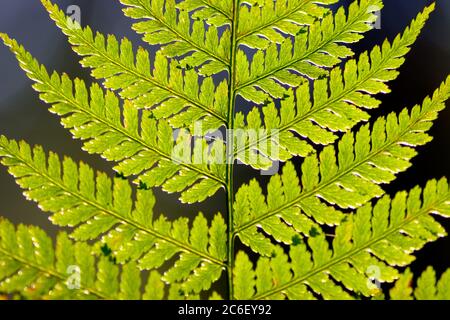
[{"xmin": 0, "ymin": 0, "xmax": 449, "ymax": 300}]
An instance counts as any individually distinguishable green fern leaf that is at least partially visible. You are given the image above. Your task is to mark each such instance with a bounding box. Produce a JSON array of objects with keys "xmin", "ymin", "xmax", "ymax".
[
  {"xmin": 1, "ymin": 0, "xmax": 449, "ymax": 300},
  {"xmin": 390, "ymin": 267, "xmax": 450, "ymax": 300},
  {"xmin": 177, "ymin": 0, "xmax": 233, "ymax": 27},
  {"xmin": 0, "ymin": 218, "xmax": 166, "ymax": 299},
  {"xmin": 234, "ymin": 178, "xmax": 450, "ymax": 299},
  {"xmin": 143, "ymin": 271, "xmax": 166, "ymax": 300},
  {"xmin": 41, "ymin": 0, "xmax": 228, "ymax": 133},
  {"xmin": 0, "ymin": 34, "xmax": 226, "ymax": 203},
  {"xmin": 234, "ymin": 75, "xmax": 450, "ymax": 255},
  {"xmin": 0, "ymin": 137, "xmax": 226, "ymax": 295},
  {"xmin": 237, "ymin": 0, "xmax": 338, "ymax": 49},
  {"xmin": 235, "ymin": 4, "xmax": 434, "ymax": 168},
  {"xmin": 120, "ymin": 0, "xmax": 231, "ymax": 76},
  {"xmin": 235, "ymin": 0, "xmax": 382, "ymax": 103}
]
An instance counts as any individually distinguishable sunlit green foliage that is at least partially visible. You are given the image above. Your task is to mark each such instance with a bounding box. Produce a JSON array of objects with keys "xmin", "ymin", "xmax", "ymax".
[{"xmin": 0, "ymin": 0, "xmax": 449, "ymax": 300}]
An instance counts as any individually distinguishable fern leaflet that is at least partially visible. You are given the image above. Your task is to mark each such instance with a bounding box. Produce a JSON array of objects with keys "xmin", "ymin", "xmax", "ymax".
[
  {"xmin": 234, "ymin": 178, "xmax": 450, "ymax": 299},
  {"xmin": 237, "ymin": 0, "xmax": 338, "ymax": 49},
  {"xmin": 235, "ymin": 0, "xmax": 382, "ymax": 103},
  {"xmin": 42, "ymin": 0, "xmax": 229, "ymax": 133},
  {"xmin": 0, "ymin": 137, "xmax": 226, "ymax": 296},
  {"xmin": 0, "ymin": 218, "xmax": 166, "ymax": 300},
  {"xmin": 390, "ymin": 267, "xmax": 450, "ymax": 300},
  {"xmin": 235, "ymin": 5, "xmax": 434, "ymax": 168},
  {"xmin": 0, "ymin": 34, "xmax": 226, "ymax": 203},
  {"xmin": 120, "ymin": 0, "xmax": 231, "ymax": 76},
  {"xmin": 0, "ymin": 0, "xmax": 449, "ymax": 301},
  {"xmin": 234, "ymin": 75, "xmax": 450, "ymax": 255}
]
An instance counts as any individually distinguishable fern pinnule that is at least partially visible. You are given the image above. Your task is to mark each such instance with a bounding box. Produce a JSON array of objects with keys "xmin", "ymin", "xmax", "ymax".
[{"xmin": 0, "ymin": 33, "xmax": 226, "ymax": 204}]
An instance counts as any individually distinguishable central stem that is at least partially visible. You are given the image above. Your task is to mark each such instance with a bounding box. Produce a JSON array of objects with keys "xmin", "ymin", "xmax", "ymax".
[{"xmin": 226, "ymin": 0, "xmax": 239, "ymax": 300}]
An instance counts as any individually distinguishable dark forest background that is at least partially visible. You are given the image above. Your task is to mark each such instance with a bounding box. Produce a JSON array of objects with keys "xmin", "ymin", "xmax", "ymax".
[{"xmin": 0, "ymin": 0, "xmax": 449, "ymax": 286}]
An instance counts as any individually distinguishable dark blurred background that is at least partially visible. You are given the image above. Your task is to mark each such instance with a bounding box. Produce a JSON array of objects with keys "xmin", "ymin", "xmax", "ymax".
[{"xmin": 0, "ymin": 0, "xmax": 449, "ymax": 285}]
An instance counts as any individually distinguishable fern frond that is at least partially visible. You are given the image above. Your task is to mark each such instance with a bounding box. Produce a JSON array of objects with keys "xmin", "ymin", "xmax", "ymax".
[
  {"xmin": 0, "ymin": 218, "xmax": 166, "ymax": 300},
  {"xmin": 41, "ymin": 0, "xmax": 228, "ymax": 132},
  {"xmin": 235, "ymin": 0, "xmax": 382, "ymax": 103},
  {"xmin": 0, "ymin": 138, "xmax": 227, "ymax": 295},
  {"xmin": 119, "ymin": 0, "xmax": 231, "ymax": 76},
  {"xmin": 235, "ymin": 4, "xmax": 434, "ymax": 168},
  {"xmin": 0, "ymin": 34, "xmax": 226, "ymax": 203},
  {"xmin": 390, "ymin": 267, "xmax": 450, "ymax": 300},
  {"xmin": 177, "ymin": 0, "xmax": 233, "ymax": 26},
  {"xmin": 234, "ymin": 75, "xmax": 450, "ymax": 255},
  {"xmin": 234, "ymin": 178, "xmax": 450, "ymax": 299},
  {"xmin": 237, "ymin": 0, "xmax": 338, "ymax": 49},
  {"xmin": 0, "ymin": 0, "xmax": 449, "ymax": 301}
]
